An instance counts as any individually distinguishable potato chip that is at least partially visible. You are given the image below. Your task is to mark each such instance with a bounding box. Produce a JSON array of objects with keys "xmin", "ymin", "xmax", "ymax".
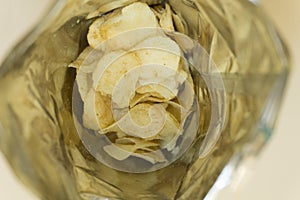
[
  {"xmin": 95, "ymin": 92, "xmax": 115, "ymax": 129},
  {"xmin": 96, "ymin": 51, "xmax": 141, "ymax": 96},
  {"xmin": 159, "ymin": 4, "xmax": 174, "ymax": 31},
  {"xmin": 103, "ymin": 143, "xmax": 166, "ymax": 163},
  {"xmin": 87, "ymin": 2, "xmax": 159, "ymax": 49},
  {"xmin": 71, "ymin": 2, "xmax": 195, "ymax": 164}
]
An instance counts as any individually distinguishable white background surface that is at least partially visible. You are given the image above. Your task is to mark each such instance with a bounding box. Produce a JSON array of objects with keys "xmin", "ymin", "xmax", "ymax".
[{"xmin": 0, "ymin": 0, "xmax": 299, "ymax": 199}]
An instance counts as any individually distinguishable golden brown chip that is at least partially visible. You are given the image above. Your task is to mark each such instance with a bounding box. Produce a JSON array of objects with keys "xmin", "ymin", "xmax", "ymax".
[{"xmin": 95, "ymin": 92, "xmax": 115, "ymax": 129}]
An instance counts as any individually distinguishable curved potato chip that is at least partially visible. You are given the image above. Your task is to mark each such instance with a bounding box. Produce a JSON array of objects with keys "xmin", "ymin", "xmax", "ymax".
[
  {"xmin": 172, "ymin": 13, "xmax": 186, "ymax": 33},
  {"xmin": 103, "ymin": 143, "xmax": 166, "ymax": 163},
  {"xmin": 116, "ymin": 103, "xmax": 166, "ymax": 138},
  {"xmin": 69, "ymin": 47, "xmax": 95, "ymax": 70},
  {"xmin": 96, "ymin": 51, "xmax": 141, "ymax": 96},
  {"xmin": 135, "ymin": 36, "xmax": 181, "ymax": 70},
  {"xmin": 86, "ymin": 17, "xmax": 106, "ymax": 49},
  {"xmin": 152, "ymin": 111, "xmax": 180, "ymax": 148},
  {"xmin": 136, "ymin": 84, "xmax": 176, "ymax": 100},
  {"xmin": 95, "ymin": 92, "xmax": 115, "ymax": 129},
  {"xmin": 159, "ymin": 4, "xmax": 174, "ymax": 31},
  {"xmin": 129, "ymin": 93, "xmax": 152, "ymax": 108},
  {"xmin": 81, "ymin": 89, "xmax": 99, "ymax": 130},
  {"xmin": 130, "ymin": 93, "xmax": 173, "ymax": 108},
  {"xmin": 87, "ymin": 2, "xmax": 159, "ymax": 49}
]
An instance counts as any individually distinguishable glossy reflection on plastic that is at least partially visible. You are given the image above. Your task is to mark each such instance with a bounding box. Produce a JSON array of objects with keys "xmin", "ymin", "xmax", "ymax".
[{"xmin": 0, "ymin": 121, "xmax": 3, "ymax": 148}]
